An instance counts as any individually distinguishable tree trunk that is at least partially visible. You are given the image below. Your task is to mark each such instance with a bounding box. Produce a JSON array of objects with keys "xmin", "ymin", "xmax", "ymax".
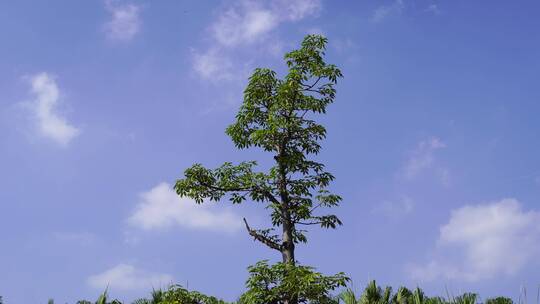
[
  {"xmin": 276, "ymin": 140, "xmax": 298, "ymax": 304},
  {"xmin": 281, "ymin": 218, "xmax": 295, "ymax": 264},
  {"xmin": 281, "ymin": 218, "xmax": 298, "ymax": 304},
  {"xmin": 276, "ymin": 144, "xmax": 295, "ymax": 265}
]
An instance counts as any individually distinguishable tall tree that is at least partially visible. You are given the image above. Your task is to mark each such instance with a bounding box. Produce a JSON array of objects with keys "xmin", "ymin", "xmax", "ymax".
[{"xmin": 175, "ymin": 34, "xmax": 343, "ymax": 266}]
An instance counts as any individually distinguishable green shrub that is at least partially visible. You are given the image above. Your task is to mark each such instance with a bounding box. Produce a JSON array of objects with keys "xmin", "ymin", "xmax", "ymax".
[
  {"xmin": 160, "ymin": 285, "xmax": 227, "ymax": 304},
  {"xmin": 485, "ymin": 297, "xmax": 513, "ymax": 304},
  {"xmin": 240, "ymin": 260, "xmax": 348, "ymax": 304},
  {"xmin": 451, "ymin": 293, "xmax": 478, "ymax": 304}
]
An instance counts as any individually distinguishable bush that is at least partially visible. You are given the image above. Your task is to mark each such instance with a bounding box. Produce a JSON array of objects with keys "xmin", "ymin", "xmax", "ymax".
[
  {"xmin": 160, "ymin": 285, "xmax": 228, "ymax": 304},
  {"xmin": 240, "ymin": 260, "xmax": 348, "ymax": 304},
  {"xmin": 485, "ymin": 297, "xmax": 513, "ymax": 304}
]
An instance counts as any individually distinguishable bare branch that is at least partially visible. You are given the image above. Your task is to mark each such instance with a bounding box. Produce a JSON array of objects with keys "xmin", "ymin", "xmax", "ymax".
[
  {"xmin": 243, "ymin": 218, "xmax": 282, "ymax": 251},
  {"xmin": 300, "ymin": 76, "xmax": 322, "ymax": 90},
  {"xmin": 301, "ymin": 88, "xmax": 323, "ymax": 94},
  {"xmin": 295, "ymin": 221, "xmax": 323, "ymax": 226},
  {"xmin": 309, "ymin": 202, "xmax": 323, "ymax": 213},
  {"xmin": 262, "ymin": 190, "xmax": 281, "ymax": 206},
  {"xmin": 199, "ymin": 177, "xmax": 282, "ymax": 207}
]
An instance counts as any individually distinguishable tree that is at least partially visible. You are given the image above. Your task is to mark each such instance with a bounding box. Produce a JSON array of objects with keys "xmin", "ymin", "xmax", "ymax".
[
  {"xmin": 175, "ymin": 34, "xmax": 345, "ymax": 304},
  {"xmin": 175, "ymin": 34, "xmax": 342, "ymax": 265}
]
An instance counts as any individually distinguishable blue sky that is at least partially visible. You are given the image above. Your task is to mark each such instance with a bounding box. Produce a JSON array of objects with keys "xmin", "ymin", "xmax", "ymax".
[{"xmin": 1, "ymin": 0, "xmax": 540, "ymax": 303}]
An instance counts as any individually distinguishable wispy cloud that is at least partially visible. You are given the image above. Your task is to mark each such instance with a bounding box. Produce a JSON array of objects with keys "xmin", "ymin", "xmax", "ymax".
[
  {"xmin": 276, "ymin": 0, "xmax": 321, "ymax": 21},
  {"xmin": 27, "ymin": 72, "xmax": 80, "ymax": 146},
  {"xmin": 192, "ymin": 48, "xmax": 235, "ymax": 82},
  {"xmin": 425, "ymin": 4, "xmax": 441, "ymax": 15},
  {"xmin": 372, "ymin": 196, "xmax": 414, "ymax": 218},
  {"xmin": 192, "ymin": 0, "xmax": 321, "ymax": 81},
  {"xmin": 401, "ymin": 137, "xmax": 447, "ymax": 181},
  {"xmin": 371, "ymin": 0, "xmax": 404, "ymax": 23},
  {"xmin": 409, "ymin": 198, "xmax": 540, "ymax": 282},
  {"xmin": 128, "ymin": 182, "xmax": 242, "ymax": 233},
  {"xmin": 331, "ymin": 37, "xmax": 356, "ymax": 53},
  {"xmin": 88, "ymin": 264, "xmax": 173, "ymax": 291},
  {"xmin": 104, "ymin": 1, "xmax": 141, "ymax": 42},
  {"xmin": 374, "ymin": 138, "xmax": 447, "ymax": 219}
]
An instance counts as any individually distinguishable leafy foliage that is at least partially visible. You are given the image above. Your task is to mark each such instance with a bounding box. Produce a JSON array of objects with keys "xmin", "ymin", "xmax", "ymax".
[
  {"xmin": 37, "ymin": 280, "xmax": 518, "ymax": 304},
  {"xmin": 485, "ymin": 298, "xmax": 513, "ymax": 304},
  {"xmin": 358, "ymin": 281, "xmax": 392, "ymax": 304},
  {"xmin": 337, "ymin": 281, "xmax": 481, "ymax": 304},
  {"xmin": 240, "ymin": 260, "xmax": 348, "ymax": 304},
  {"xmin": 338, "ymin": 288, "xmax": 360, "ymax": 304},
  {"xmin": 160, "ymin": 285, "xmax": 228, "ymax": 304},
  {"xmin": 391, "ymin": 287, "xmax": 412, "ymax": 304},
  {"xmin": 451, "ymin": 293, "xmax": 477, "ymax": 304}
]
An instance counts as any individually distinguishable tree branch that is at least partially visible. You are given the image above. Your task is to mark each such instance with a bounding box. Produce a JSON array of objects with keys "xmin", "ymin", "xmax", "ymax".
[
  {"xmin": 243, "ymin": 218, "xmax": 282, "ymax": 251},
  {"xmin": 295, "ymin": 221, "xmax": 323, "ymax": 225},
  {"xmin": 300, "ymin": 76, "xmax": 322, "ymax": 90},
  {"xmin": 198, "ymin": 181, "xmax": 251, "ymax": 193},
  {"xmin": 199, "ymin": 177, "xmax": 282, "ymax": 206},
  {"xmin": 309, "ymin": 202, "xmax": 323, "ymax": 213},
  {"xmin": 301, "ymin": 88, "xmax": 323, "ymax": 94},
  {"xmin": 262, "ymin": 190, "xmax": 281, "ymax": 206}
]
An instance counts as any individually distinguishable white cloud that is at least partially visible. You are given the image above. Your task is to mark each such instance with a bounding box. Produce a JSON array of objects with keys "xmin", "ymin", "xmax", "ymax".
[
  {"xmin": 409, "ymin": 198, "xmax": 540, "ymax": 282},
  {"xmin": 104, "ymin": 1, "xmax": 141, "ymax": 42},
  {"xmin": 211, "ymin": 0, "xmax": 321, "ymax": 47},
  {"xmin": 212, "ymin": 5, "xmax": 278, "ymax": 48},
  {"xmin": 88, "ymin": 264, "xmax": 173, "ymax": 291},
  {"xmin": 27, "ymin": 73, "xmax": 80, "ymax": 146},
  {"xmin": 192, "ymin": 0, "xmax": 321, "ymax": 81},
  {"xmin": 128, "ymin": 182, "xmax": 242, "ymax": 233},
  {"xmin": 402, "ymin": 137, "xmax": 446, "ymax": 180},
  {"xmin": 371, "ymin": 0, "xmax": 404, "ymax": 23}
]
